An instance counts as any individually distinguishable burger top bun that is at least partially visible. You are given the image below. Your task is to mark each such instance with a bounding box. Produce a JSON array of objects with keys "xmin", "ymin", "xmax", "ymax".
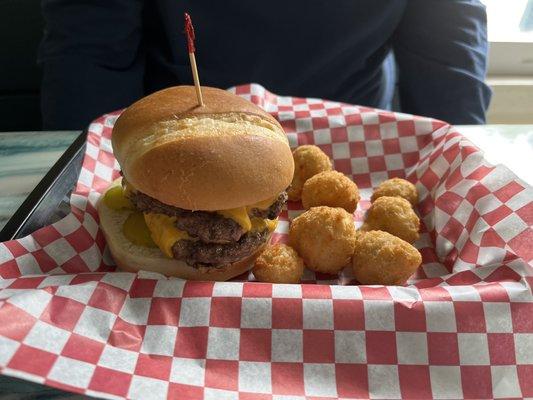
[{"xmin": 112, "ymin": 86, "xmax": 294, "ymax": 211}]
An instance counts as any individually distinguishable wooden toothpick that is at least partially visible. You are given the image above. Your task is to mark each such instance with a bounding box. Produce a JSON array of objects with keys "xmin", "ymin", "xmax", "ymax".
[{"xmin": 184, "ymin": 13, "xmax": 204, "ymax": 107}]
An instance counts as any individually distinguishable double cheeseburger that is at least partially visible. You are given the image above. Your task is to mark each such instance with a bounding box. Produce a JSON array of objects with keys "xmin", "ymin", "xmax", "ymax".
[{"xmin": 98, "ymin": 86, "xmax": 294, "ymax": 281}]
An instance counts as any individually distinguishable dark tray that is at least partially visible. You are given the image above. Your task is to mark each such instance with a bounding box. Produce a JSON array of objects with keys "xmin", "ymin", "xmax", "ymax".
[{"xmin": 0, "ymin": 130, "xmax": 87, "ymax": 242}]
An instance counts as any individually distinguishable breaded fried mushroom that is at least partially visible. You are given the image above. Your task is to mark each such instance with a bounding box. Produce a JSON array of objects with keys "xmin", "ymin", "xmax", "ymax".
[
  {"xmin": 287, "ymin": 145, "xmax": 332, "ymax": 201},
  {"xmin": 302, "ymin": 170, "xmax": 360, "ymax": 213},
  {"xmin": 371, "ymin": 177, "xmax": 419, "ymax": 205},
  {"xmin": 289, "ymin": 206, "xmax": 356, "ymax": 274},
  {"xmin": 352, "ymin": 230, "xmax": 422, "ymax": 285},
  {"xmin": 361, "ymin": 196, "xmax": 420, "ymax": 243},
  {"xmin": 253, "ymin": 244, "xmax": 304, "ymax": 284}
]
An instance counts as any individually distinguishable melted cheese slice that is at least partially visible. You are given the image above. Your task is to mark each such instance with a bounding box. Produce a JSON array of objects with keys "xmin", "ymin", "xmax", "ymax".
[
  {"xmin": 251, "ymin": 217, "xmax": 278, "ymax": 232},
  {"xmin": 144, "ymin": 213, "xmax": 190, "ymax": 258},
  {"xmin": 217, "ymin": 207, "xmax": 252, "ymax": 231},
  {"xmin": 217, "ymin": 196, "xmax": 278, "ymax": 232}
]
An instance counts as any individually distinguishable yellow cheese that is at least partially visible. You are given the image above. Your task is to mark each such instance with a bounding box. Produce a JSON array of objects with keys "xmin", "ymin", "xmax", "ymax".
[
  {"xmin": 265, "ymin": 218, "xmax": 278, "ymax": 232},
  {"xmin": 104, "ymin": 185, "xmax": 134, "ymax": 210},
  {"xmin": 217, "ymin": 207, "xmax": 252, "ymax": 231},
  {"xmin": 122, "ymin": 212, "xmax": 157, "ymax": 247},
  {"xmin": 217, "ymin": 199, "xmax": 279, "ymax": 233},
  {"xmin": 144, "ymin": 213, "xmax": 191, "ymax": 258},
  {"xmin": 247, "ymin": 196, "xmax": 277, "ymax": 211},
  {"xmin": 251, "ymin": 218, "xmax": 278, "ymax": 232}
]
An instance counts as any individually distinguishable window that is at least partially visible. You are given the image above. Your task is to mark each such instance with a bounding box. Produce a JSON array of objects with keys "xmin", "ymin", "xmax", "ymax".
[
  {"xmin": 482, "ymin": 0, "xmax": 533, "ymax": 42},
  {"xmin": 481, "ymin": 0, "xmax": 533, "ymax": 75}
]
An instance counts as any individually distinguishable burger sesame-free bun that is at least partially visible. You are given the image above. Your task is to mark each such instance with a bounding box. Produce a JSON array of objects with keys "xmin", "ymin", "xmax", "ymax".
[
  {"xmin": 98, "ymin": 192, "xmax": 270, "ymax": 281},
  {"xmin": 112, "ymin": 86, "xmax": 294, "ymax": 211}
]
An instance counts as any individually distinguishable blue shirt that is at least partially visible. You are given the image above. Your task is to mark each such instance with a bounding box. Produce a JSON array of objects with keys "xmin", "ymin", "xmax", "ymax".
[{"xmin": 39, "ymin": 0, "xmax": 491, "ymax": 129}]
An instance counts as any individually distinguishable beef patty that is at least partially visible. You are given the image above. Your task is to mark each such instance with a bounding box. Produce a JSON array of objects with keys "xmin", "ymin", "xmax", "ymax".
[
  {"xmin": 249, "ymin": 192, "xmax": 288, "ymax": 219},
  {"xmin": 172, "ymin": 228, "xmax": 270, "ymax": 267},
  {"xmin": 127, "ymin": 190, "xmax": 286, "ymax": 244}
]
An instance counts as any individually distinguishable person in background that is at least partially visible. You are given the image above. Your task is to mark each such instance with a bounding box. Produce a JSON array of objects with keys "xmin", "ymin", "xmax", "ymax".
[{"xmin": 39, "ymin": 0, "xmax": 491, "ymax": 129}]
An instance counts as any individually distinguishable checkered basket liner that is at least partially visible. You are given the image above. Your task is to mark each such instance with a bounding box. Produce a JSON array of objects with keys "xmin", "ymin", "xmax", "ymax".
[{"xmin": 0, "ymin": 84, "xmax": 532, "ymax": 399}]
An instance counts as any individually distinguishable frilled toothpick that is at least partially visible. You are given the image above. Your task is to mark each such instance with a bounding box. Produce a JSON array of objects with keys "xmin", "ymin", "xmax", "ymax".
[{"xmin": 184, "ymin": 13, "xmax": 204, "ymax": 107}]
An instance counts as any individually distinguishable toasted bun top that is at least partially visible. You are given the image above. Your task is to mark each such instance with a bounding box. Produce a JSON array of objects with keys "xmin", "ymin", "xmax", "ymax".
[{"xmin": 112, "ymin": 86, "xmax": 294, "ymax": 210}]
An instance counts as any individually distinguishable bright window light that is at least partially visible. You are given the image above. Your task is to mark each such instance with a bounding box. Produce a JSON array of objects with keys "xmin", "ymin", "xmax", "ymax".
[{"xmin": 481, "ymin": 0, "xmax": 533, "ymax": 42}]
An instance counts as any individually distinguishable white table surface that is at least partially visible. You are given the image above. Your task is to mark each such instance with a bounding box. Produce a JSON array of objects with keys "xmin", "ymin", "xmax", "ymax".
[{"xmin": 456, "ymin": 125, "xmax": 533, "ymax": 185}]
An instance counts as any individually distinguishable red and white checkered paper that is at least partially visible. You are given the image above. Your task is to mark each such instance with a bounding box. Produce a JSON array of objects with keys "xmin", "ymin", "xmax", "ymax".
[{"xmin": 1, "ymin": 84, "xmax": 532, "ymax": 399}]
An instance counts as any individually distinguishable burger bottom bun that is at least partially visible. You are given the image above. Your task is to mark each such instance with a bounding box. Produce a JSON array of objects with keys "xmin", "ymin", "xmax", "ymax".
[{"xmin": 98, "ymin": 194, "xmax": 271, "ymax": 281}]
